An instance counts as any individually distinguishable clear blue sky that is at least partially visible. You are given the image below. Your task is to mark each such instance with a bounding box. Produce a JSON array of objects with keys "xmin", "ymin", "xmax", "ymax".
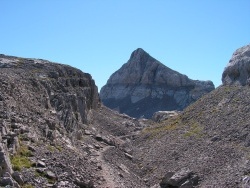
[{"xmin": 1, "ymin": 1, "xmax": 250, "ymax": 90}]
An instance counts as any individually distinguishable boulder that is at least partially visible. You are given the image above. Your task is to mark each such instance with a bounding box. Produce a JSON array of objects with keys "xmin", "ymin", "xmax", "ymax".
[
  {"xmin": 152, "ymin": 111, "xmax": 180, "ymax": 122},
  {"xmin": 12, "ymin": 171, "xmax": 24, "ymax": 185},
  {"xmin": 160, "ymin": 169, "xmax": 198, "ymax": 188},
  {"xmin": 46, "ymin": 170, "xmax": 57, "ymax": 180},
  {"xmin": 0, "ymin": 172, "xmax": 20, "ymax": 188},
  {"xmin": 222, "ymin": 44, "xmax": 250, "ymax": 86}
]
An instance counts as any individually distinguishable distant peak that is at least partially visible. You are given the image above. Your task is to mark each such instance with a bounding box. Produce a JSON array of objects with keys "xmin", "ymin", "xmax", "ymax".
[
  {"xmin": 130, "ymin": 48, "xmax": 151, "ymax": 61},
  {"xmin": 134, "ymin": 48, "xmax": 146, "ymax": 53}
]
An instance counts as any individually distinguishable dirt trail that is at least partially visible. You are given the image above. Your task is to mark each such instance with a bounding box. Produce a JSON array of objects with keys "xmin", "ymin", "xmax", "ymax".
[{"xmin": 96, "ymin": 146, "xmax": 122, "ymax": 188}]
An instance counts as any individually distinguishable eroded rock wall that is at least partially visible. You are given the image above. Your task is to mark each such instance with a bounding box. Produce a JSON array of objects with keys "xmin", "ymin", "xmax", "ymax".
[{"xmin": 100, "ymin": 48, "xmax": 214, "ymax": 118}]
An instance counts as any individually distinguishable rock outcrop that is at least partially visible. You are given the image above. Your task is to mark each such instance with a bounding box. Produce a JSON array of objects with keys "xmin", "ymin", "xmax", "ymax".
[
  {"xmin": 160, "ymin": 168, "xmax": 199, "ymax": 188},
  {"xmin": 222, "ymin": 44, "xmax": 250, "ymax": 86},
  {"xmin": 0, "ymin": 54, "xmax": 100, "ymax": 187},
  {"xmin": 100, "ymin": 48, "xmax": 215, "ymax": 118},
  {"xmin": 152, "ymin": 111, "xmax": 180, "ymax": 123}
]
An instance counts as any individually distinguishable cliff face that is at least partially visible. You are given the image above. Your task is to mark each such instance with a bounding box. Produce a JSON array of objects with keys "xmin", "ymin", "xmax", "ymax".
[
  {"xmin": 222, "ymin": 44, "xmax": 250, "ymax": 86},
  {"xmin": 0, "ymin": 55, "xmax": 99, "ymax": 129},
  {"xmin": 100, "ymin": 48, "xmax": 215, "ymax": 118}
]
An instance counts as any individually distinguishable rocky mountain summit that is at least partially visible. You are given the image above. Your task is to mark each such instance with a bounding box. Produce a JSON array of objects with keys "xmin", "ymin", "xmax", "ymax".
[
  {"xmin": 100, "ymin": 48, "xmax": 215, "ymax": 118},
  {"xmin": 222, "ymin": 44, "xmax": 250, "ymax": 86}
]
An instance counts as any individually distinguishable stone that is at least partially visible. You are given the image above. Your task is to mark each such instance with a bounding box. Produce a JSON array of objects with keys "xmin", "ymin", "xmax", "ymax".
[
  {"xmin": 211, "ymin": 136, "xmax": 221, "ymax": 142},
  {"xmin": 0, "ymin": 143, "xmax": 13, "ymax": 176},
  {"xmin": 222, "ymin": 44, "xmax": 250, "ymax": 86},
  {"xmin": 124, "ymin": 152, "xmax": 133, "ymax": 160},
  {"xmin": 95, "ymin": 134, "xmax": 103, "ymax": 142},
  {"xmin": 100, "ymin": 48, "xmax": 214, "ymax": 118},
  {"xmin": 37, "ymin": 160, "xmax": 46, "ymax": 168},
  {"xmin": 36, "ymin": 168, "xmax": 45, "ymax": 174},
  {"xmin": 84, "ymin": 130, "xmax": 91, "ymax": 135},
  {"xmin": 168, "ymin": 168, "xmax": 192, "ymax": 186},
  {"xmin": 160, "ymin": 172, "xmax": 175, "ymax": 188},
  {"xmin": 102, "ymin": 136, "xmax": 115, "ymax": 146},
  {"xmin": 160, "ymin": 169, "xmax": 198, "ymax": 188},
  {"xmin": 12, "ymin": 171, "xmax": 24, "ymax": 185},
  {"xmin": 118, "ymin": 164, "xmax": 130, "ymax": 174},
  {"xmin": 46, "ymin": 170, "xmax": 57, "ymax": 180},
  {"xmin": 152, "ymin": 111, "xmax": 180, "ymax": 122},
  {"xmin": 243, "ymin": 176, "xmax": 250, "ymax": 188},
  {"xmin": 74, "ymin": 178, "xmax": 94, "ymax": 188},
  {"xmin": 0, "ymin": 172, "xmax": 20, "ymax": 188},
  {"xmin": 180, "ymin": 180, "xmax": 193, "ymax": 188}
]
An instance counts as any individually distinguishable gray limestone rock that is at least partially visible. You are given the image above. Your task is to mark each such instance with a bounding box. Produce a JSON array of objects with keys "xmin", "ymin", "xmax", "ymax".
[
  {"xmin": 152, "ymin": 111, "xmax": 180, "ymax": 122},
  {"xmin": 222, "ymin": 44, "xmax": 250, "ymax": 86},
  {"xmin": 0, "ymin": 172, "xmax": 20, "ymax": 188},
  {"xmin": 160, "ymin": 169, "xmax": 198, "ymax": 188},
  {"xmin": 100, "ymin": 48, "xmax": 214, "ymax": 118},
  {"xmin": 12, "ymin": 171, "xmax": 24, "ymax": 185},
  {"xmin": 0, "ymin": 143, "xmax": 13, "ymax": 176}
]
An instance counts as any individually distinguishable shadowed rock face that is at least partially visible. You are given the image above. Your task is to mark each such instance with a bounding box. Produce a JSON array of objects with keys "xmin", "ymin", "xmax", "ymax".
[
  {"xmin": 222, "ymin": 44, "xmax": 250, "ymax": 86},
  {"xmin": 0, "ymin": 55, "xmax": 99, "ymax": 129},
  {"xmin": 100, "ymin": 48, "xmax": 215, "ymax": 118}
]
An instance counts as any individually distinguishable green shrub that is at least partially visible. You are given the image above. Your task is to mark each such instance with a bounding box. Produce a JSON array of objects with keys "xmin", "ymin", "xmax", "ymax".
[
  {"xmin": 10, "ymin": 144, "xmax": 33, "ymax": 171},
  {"xmin": 11, "ymin": 155, "xmax": 32, "ymax": 171}
]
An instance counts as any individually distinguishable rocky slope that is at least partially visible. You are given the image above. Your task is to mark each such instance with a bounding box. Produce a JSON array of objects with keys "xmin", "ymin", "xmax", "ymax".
[
  {"xmin": 130, "ymin": 44, "xmax": 250, "ymax": 187},
  {"xmin": 0, "ymin": 55, "xmax": 147, "ymax": 188},
  {"xmin": 100, "ymin": 48, "xmax": 215, "ymax": 118}
]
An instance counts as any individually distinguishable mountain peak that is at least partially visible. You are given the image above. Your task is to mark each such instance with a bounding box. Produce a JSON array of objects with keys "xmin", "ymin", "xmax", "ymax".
[
  {"xmin": 100, "ymin": 49, "xmax": 215, "ymax": 118},
  {"xmin": 129, "ymin": 48, "xmax": 151, "ymax": 62}
]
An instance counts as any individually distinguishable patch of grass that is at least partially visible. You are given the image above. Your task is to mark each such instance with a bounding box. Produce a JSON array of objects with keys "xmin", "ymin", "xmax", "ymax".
[
  {"xmin": 10, "ymin": 143, "xmax": 33, "ymax": 171},
  {"xmin": 11, "ymin": 156, "xmax": 32, "ymax": 171},
  {"xmin": 55, "ymin": 145, "xmax": 63, "ymax": 152},
  {"xmin": 35, "ymin": 170, "xmax": 46, "ymax": 177},
  {"xmin": 48, "ymin": 178, "xmax": 56, "ymax": 184},
  {"xmin": 142, "ymin": 116, "xmax": 182, "ymax": 139},
  {"xmin": 183, "ymin": 121, "xmax": 203, "ymax": 138},
  {"xmin": 47, "ymin": 145, "xmax": 56, "ymax": 152},
  {"xmin": 47, "ymin": 144, "xmax": 63, "ymax": 152},
  {"xmin": 19, "ymin": 144, "xmax": 33, "ymax": 157},
  {"xmin": 35, "ymin": 169, "xmax": 56, "ymax": 184},
  {"xmin": 21, "ymin": 184, "xmax": 34, "ymax": 188}
]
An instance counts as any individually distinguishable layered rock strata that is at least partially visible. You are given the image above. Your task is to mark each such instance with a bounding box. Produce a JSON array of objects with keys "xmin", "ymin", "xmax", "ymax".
[{"xmin": 100, "ymin": 48, "xmax": 215, "ymax": 118}]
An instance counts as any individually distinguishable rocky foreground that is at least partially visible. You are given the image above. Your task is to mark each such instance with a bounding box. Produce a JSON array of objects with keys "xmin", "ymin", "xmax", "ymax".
[
  {"xmin": 0, "ymin": 55, "xmax": 147, "ymax": 187},
  {"xmin": 100, "ymin": 48, "xmax": 214, "ymax": 118},
  {"xmin": 0, "ymin": 44, "xmax": 250, "ymax": 188}
]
